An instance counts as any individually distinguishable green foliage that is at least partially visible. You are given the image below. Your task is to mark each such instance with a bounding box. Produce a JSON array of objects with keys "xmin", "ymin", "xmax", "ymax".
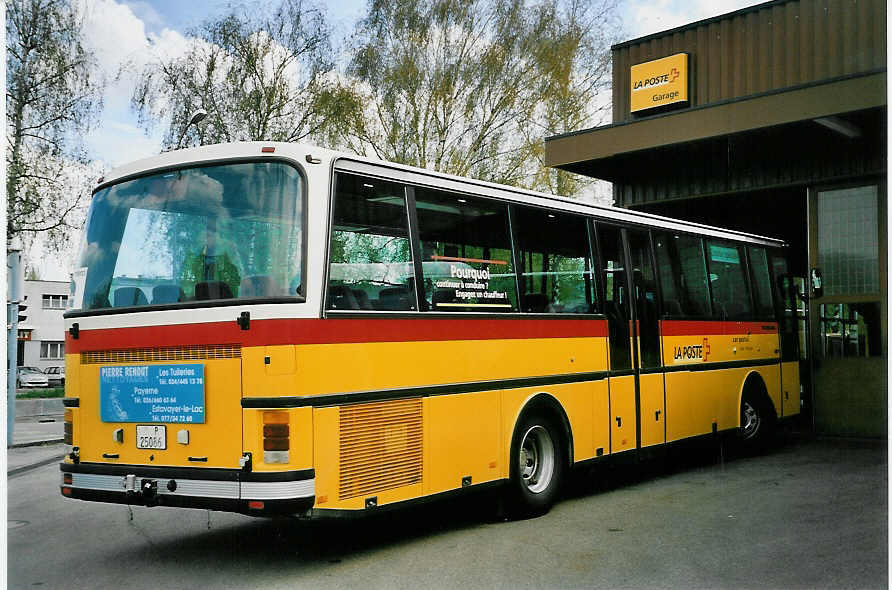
[
  {"xmin": 128, "ymin": 0, "xmax": 621, "ymax": 200},
  {"xmin": 6, "ymin": 0, "xmax": 104, "ymax": 242},
  {"xmin": 131, "ymin": 0, "xmax": 352, "ymax": 149},
  {"xmin": 333, "ymin": 0, "xmax": 621, "ymax": 197},
  {"xmin": 179, "ymin": 250, "xmax": 242, "ymax": 295},
  {"xmin": 16, "ymin": 387, "xmax": 65, "ymax": 399}
]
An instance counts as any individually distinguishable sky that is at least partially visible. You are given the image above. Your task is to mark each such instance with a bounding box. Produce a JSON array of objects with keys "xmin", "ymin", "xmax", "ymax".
[{"xmin": 35, "ymin": 0, "xmax": 766, "ymax": 280}]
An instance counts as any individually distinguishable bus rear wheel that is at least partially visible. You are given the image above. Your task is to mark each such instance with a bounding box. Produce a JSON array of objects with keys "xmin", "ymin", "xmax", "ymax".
[
  {"xmin": 739, "ymin": 393, "xmax": 774, "ymax": 451},
  {"xmin": 508, "ymin": 414, "xmax": 565, "ymax": 518}
]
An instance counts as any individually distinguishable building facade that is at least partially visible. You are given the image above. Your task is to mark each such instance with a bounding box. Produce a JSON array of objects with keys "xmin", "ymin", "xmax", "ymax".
[
  {"xmin": 545, "ymin": 0, "xmax": 886, "ymax": 436},
  {"xmin": 17, "ymin": 280, "xmax": 69, "ymax": 372}
]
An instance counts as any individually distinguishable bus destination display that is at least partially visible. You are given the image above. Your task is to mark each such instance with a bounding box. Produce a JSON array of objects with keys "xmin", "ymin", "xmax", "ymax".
[{"xmin": 99, "ymin": 364, "xmax": 206, "ymax": 424}]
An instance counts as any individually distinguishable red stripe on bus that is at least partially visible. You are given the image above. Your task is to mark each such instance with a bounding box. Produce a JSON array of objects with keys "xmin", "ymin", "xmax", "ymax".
[
  {"xmin": 660, "ymin": 320, "xmax": 778, "ymax": 336},
  {"xmin": 66, "ymin": 317, "xmax": 609, "ymax": 353}
]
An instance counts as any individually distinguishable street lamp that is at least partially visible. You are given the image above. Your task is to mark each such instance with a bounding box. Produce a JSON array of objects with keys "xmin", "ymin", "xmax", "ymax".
[{"xmin": 175, "ymin": 109, "xmax": 208, "ymax": 149}]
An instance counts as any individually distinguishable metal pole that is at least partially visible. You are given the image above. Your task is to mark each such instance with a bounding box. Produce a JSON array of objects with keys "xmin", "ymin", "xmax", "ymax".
[{"xmin": 7, "ymin": 245, "xmax": 22, "ymax": 446}]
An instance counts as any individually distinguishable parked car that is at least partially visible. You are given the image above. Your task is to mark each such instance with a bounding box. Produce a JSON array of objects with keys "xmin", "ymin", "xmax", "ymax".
[
  {"xmin": 16, "ymin": 367, "xmax": 49, "ymax": 389},
  {"xmin": 45, "ymin": 366, "xmax": 65, "ymax": 386}
]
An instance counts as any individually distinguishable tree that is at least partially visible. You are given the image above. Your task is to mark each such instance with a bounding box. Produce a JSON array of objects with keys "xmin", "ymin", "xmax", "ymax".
[
  {"xmin": 334, "ymin": 0, "xmax": 620, "ymax": 197},
  {"xmin": 524, "ymin": 0, "xmax": 619, "ymax": 199},
  {"xmin": 131, "ymin": 0, "xmax": 352, "ymax": 150},
  {"xmin": 6, "ymin": 0, "xmax": 104, "ymax": 244}
]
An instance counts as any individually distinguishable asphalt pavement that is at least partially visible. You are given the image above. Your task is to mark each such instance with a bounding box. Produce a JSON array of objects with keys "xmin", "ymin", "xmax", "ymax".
[
  {"xmin": 6, "ymin": 414, "xmax": 66, "ymax": 476},
  {"xmin": 8, "ymin": 431, "xmax": 887, "ymax": 589}
]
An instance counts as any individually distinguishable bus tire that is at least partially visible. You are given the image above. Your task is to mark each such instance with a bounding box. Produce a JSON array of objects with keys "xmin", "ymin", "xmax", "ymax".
[
  {"xmin": 739, "ymin": 392, "xmax": 774, "ymax": 452},
  {"xmin": 507, "ymin": 413, "xmax": 565, "ymax": 518}
]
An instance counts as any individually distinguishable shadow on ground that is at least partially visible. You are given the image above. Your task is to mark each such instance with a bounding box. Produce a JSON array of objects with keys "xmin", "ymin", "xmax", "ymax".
[{"xmin": 109, "ymin": 429, "xmax": 823, "ymax": 570}]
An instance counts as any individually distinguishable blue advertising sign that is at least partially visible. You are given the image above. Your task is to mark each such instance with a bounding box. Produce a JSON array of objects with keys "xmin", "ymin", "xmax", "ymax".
[{"xmin": 100, "ymin": 364, "xmax": 206, "ymax": 424}]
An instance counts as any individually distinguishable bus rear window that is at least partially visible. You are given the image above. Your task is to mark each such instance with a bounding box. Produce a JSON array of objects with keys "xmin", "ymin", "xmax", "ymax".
[{"xmin": 73, "ymin": 161, "xmax": 304, "ymax": 311}]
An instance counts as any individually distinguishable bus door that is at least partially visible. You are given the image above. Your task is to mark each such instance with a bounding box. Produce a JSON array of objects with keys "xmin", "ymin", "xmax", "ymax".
[
  {"xmin": 769, "ymin": 252, "xmax": 803, "ymax": 418},
  {"xmin": 599, "ymin": 225, "xmax": 666, "ymax": 453},
  {"xmin": 626, "ymin": 229, "xmax": 666, "ymax": 448}
]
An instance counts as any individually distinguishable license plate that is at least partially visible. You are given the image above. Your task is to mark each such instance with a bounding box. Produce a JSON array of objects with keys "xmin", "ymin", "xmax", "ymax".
[{"xmin": 136, "ymin": 425, "xmax": 167, "ymax": 450}]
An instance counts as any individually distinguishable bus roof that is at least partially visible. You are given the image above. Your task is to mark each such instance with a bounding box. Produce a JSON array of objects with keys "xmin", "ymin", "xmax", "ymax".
[{"xmin": 100, "ymin": 141, "xmax": 786, "ymax": 248}]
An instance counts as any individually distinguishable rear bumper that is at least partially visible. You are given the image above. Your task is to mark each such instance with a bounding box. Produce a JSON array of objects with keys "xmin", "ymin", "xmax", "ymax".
[{"xmin": 60, "ymin": 462, "xmax": 314, "ymax": 516}]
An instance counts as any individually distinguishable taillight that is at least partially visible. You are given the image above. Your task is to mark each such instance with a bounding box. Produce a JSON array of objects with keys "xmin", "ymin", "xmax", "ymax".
[
  {"xmin": 263, "ymin": 412, "xmax": 289, "ymax": 464},
  {"xmin": 61, "ymin": 471, "xmax": 73, "ymax": 497},
  {"xmin": 64, "ymin": 409, "xmax": 73, "ymax": 445}
]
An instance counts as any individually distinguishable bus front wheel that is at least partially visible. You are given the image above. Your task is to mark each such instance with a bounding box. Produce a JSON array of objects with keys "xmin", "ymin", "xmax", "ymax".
[{"xmin": 508, "ymin": 414, "xmax": 565, "ymax": 517}]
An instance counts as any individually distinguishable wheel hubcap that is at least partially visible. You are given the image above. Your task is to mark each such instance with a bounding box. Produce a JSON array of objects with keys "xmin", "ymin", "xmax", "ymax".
[
  {"xmin": 741, "ymin": 401, "xmax": 761, "ymax": 440},
  {"xmin": 519, "ymin": 425, "xmax": 555, "ymax": 494}
]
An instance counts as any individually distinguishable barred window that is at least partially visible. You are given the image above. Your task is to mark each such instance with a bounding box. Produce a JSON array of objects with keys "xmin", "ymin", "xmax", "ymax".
[{"xmin": 42, "ymin": 294, "xmax": 68, "ymax": 309}]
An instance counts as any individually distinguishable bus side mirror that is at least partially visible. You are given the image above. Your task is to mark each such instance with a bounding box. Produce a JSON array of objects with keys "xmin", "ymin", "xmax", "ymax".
[{"xmin": 810, "ymin": 267, "xmax": 824, "ymax": 299}]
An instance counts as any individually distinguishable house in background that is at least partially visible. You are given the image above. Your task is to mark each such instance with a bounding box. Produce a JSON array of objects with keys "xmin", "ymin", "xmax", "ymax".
[{"xmin": 17, "ymin": 280, "xmax": 69, "ymax": 371}]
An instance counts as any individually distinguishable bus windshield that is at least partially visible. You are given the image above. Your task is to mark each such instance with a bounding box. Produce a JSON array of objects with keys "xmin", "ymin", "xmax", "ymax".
[{"xmin": 73, "ymin": 161, "xmax": 304, "ymax": 311}]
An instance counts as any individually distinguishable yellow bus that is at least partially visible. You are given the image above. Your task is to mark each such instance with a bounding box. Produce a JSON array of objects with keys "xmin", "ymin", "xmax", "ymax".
[{"xmin": 60, "ymin": 142, "xmax": 801, "ymax": 517}]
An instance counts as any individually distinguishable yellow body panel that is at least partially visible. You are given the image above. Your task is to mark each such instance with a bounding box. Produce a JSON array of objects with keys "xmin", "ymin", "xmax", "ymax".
[
  {"xmin": 590, "ymin": 379, "xmax": 611, "ymax": 457},
  {"xmin": 639, "ymin": 373, "xmax": 666, "ymax": 447},
  {"xmin": 662, "ymin": 332, "xmax": 779, "ymax": 367},
  {"xmin": 609, "ymin": 376, "xmax": 636, "ymax": 453},
  {"xmin": 425, "ymin": 391, "xmax": 501, "ymax": 494},
  {"xmin": 64, "ymin": 353, "xmax": 81, "ymax": 444},
  {"xmin": 66, "ymin": 320, "xmax": 798, "ymax": 514},
  {"xmin": 781, "ymin": 361, "xmax": 801, "ymax": 417},
  {"xmin": 73, "ymin": 358, "xmax": 243, "ymax": 468},
  {"xmin": 242, "ymin": 345, "xmax": 300, "ymax": 396},
  {"xmin": 499, "ymin": 383, "xmax": 600, "ymax": 465},
  {"xmin": 242, "ymin": 407, "xmax": 314, "ymax": 472},
  {"xmin": 311, "ymin": 406, "xmax": 340, "ymax": 508},
  {"xmin": 665, "ymin": 371, "xmax": 716, "ymax": 441},
  {"xmin": 290, "ymin": 337, "xmax": 605, "ymax": 396}
]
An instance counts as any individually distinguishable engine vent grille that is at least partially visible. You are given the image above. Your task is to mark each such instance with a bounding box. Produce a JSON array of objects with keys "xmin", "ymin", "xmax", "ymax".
[
  {"xmin": 81, "ymin": 344, "xmax": 241, "ymax": 364},
  {"xmin": 339, "ymin": 398, "xmax": 423, "ymax": 501}
]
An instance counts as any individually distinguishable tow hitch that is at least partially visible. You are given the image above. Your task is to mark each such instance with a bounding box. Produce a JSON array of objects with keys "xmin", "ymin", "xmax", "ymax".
[{"xmin": 122, "ymin": 475, "xmax": 161, "ymax": 506}]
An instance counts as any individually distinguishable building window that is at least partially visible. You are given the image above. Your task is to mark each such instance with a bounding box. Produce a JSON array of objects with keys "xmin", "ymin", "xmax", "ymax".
[
  {"xmin": 40, "ymin": 341, "xmax": 65, "ymax": 359},
  {"xmin": 817, "ymin": 185, "xmax": 879, "ymax": 297},
  {"xmin": 42, "ymin": 294, "xmax": 68, "ymax": 309}
]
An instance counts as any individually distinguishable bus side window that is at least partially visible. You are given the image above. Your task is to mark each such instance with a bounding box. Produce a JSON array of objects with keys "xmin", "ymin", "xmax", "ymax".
[
  {"xmin": 414, "ymin": 187, "xmax": 518, "ymax": 312},
  {"xmin": 653, "ymin": 232, "xmax": 711, "ymax": 318},
  {"xmin": 706, "ymin": 240, "xmax": 753, "ymax": 320},
  {"xmin": 512, "ymin": 206, "xmax": 597, "ymax": 314},
  {"xmin": 326, "ymin": 173, "xmax": 417, "ymax": 311}
]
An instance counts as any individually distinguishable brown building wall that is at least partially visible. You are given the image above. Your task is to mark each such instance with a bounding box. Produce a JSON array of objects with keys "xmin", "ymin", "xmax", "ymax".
[{"xmin": 612, "ymin": 0, "xmax": 886, "ymax": 123}]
